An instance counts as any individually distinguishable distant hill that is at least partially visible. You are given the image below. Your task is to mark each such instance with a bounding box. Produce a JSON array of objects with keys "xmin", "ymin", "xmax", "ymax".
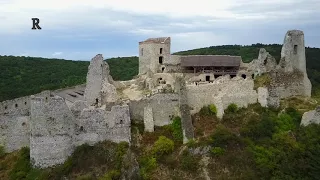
[{"xmin": 0, "ymin": 44, "xmax": 319, "ymax": 101}]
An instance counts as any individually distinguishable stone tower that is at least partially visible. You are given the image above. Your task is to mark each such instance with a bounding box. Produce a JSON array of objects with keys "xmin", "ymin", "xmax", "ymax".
[
  {"xmin": 279, "ymin": 30, "xmax": 307, "ymax": 73},
  {"xmin": 138, "ymin": 37, "xmax": 171, "ymax": 75},
  {"xmin": 29, "ymin": 96, "xmax": 75, "ymax": 168}
]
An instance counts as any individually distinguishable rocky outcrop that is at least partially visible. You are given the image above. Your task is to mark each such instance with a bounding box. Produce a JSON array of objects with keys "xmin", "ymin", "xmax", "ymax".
[
  {"xmin": 248, "ymin": 48, "xmax": 277, "ymax": 75},
  {"xmin": 301, "ymin": 106, "xmax": 320, "ymax": 126}
]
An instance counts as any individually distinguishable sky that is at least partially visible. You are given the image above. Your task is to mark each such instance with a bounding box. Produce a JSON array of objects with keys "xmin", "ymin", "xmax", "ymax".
[{"xmin": 0, "ymin": 0, "xmax": 319, "ymax": 61}]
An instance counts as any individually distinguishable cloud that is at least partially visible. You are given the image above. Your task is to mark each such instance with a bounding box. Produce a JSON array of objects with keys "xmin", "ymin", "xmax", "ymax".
[
  {"xmin": 0, "ymin": 0, "xmax": 319, "ymax": 60},
  {"xmin": 52, "ymin": 52, "xmax": 62, "ymax": 56}
]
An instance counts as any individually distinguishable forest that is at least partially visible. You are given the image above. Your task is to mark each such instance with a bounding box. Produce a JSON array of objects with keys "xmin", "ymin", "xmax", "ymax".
[{"xmin": 0, "ymin": 44, "xmax": 319, "ymax": 101}]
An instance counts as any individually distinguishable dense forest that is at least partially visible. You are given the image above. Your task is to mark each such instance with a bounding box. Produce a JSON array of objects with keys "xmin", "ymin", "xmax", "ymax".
[{"xmin": 0, "ymin": 44, "xmax": 319, "ymax": 101}]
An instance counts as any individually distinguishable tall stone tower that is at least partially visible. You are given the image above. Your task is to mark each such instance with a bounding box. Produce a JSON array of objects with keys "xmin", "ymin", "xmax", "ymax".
[
  {"xmin": 278, "ymin": 30, "xmax": 312, "ymax": 97},
  {"xmin": 138, "ymin": 37, "xmax": 171, "ymax": 75},
  {"xmin": 280, "ymin": 30, "xmax": 307, "ymax": 73}
]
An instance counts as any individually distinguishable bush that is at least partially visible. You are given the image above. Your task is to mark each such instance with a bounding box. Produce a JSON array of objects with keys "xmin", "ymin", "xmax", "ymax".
[
  {"xmin": 275, "ymin": 113, "xmax": 296, "ymax": 132},
  {"xmin": 210, "ymin": 124, "xmax": 241, "ymax": 148},
  {"xmin": 199, "ymin": 104, "xmax": 217, "ymax": 116},
  {"xmin": 209, "ymin": 104, "xmax": 217, "ymax": 115},
  {"xmin": 139, "ymin": 156, "xmax": 157, "ymax": 180},
  {"xmin": 210, "ymin": 147, "xmax": 225, "ymax": 156},
  {"xmin": 226, "ymin": 103, "xmax": 238, "ymax": 113},
  {"xmin": 9, "ymin": 147, "xmax": 32, "ymax": 180},
  {"xmin": 180, "ymin": 150, "xmax": 199, "ymax": 172},
  {"xmin": 115, "ymin": 142, "xmax": 129, "ymax": 169},
  {"xmin": 186, "ymin": 139, "xmax": 197, "ymax": 148},
  {"xmin": 152, "ymin": 136, "xmax": 174, "ymax": 158},
  {"xmin": 100, "ymin": 170, "xmax": 120, "ymax": 180},
  {"xmin": 0, "ymin": 145, "xmax": 5, "ymax": 158},
  {"xmin": 171, "ymin": 116, "xmax": 183, "ymax": 143}
]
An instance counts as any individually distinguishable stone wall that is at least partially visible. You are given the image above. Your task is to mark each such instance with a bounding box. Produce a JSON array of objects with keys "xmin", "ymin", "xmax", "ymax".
[
  {"xmin": 76, "ymin": 104, "xmax": 131, "ymax": 146},
  {"xmin": 30, "ymin": 96, "xmax": 76, "ymax": 168},
  {"xmin": 129, "ymin": 93, "xmax": 180, "ymax": 126},
  {"xmin": 0, "ymin": 91, "xmax": 51, "ymax": 152},
  {"xmin": 186, "ymin": 75, "xmax": 258, "ymax": 118}
]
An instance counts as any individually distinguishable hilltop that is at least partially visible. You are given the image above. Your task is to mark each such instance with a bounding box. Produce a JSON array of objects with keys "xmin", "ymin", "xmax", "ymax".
[{"xmin": 0, "ymin": 44, "xmax": 319, "ymax": 101}]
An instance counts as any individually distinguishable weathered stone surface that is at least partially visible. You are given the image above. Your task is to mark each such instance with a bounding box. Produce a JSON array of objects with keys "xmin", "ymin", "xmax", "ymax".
[
  {"xmin": 279, "ymin": 30, "xmax": 306, "ymax": 73},
  {"xmin": 70, "ymin": 100, "xmax": 88, "ymax": 118},
  {"xmin": 301, "ymin": 106, "xmax": 320, "ymax": 126},
  {"xmin": 258, "ymin": 87, "xmax": 268, "ymax": 107},
  {"xmin": 84, "ymin": 54, "xmax": 118, "ymax": 106},
  {"xmin": 30, "ymin": 96, "xmax": 75, "ymax": 168},
  {"xmin": 248, "ymin": 48, "xmax": 277, "ymax": 75},
  {"xmin": 120, "ymin": 149, "xmax": 140, "ymax": 180},
  {"xmin": 143, "ymin": 106, "xmax": 154, "ymax": 132}
]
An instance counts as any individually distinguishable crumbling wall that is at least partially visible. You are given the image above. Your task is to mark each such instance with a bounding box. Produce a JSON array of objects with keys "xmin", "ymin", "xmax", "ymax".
[
  {"xmin": 129, "ymin": 93, "xmax": 180, "ymax": 126},
  {"xmin": 186, "ymin": 76, "xmax": 258, "ymax": 118},
  {"xmin": 30, "ymin": 96, "xmax": 76, "ymax": 168},
  {"xmin": 84, "ymin": 54, "xmax": 118, "ymax": 106},
  {"xmin": 0, "ymin": 91, "xmax": 51, "ymax": 152},
  {"xmin": 76, "ymin": 105, "xmax": 131, "ymax": 146},
  {"xmin": 247, "ymin": 48, "xmax": 277, "ymax": 76}
]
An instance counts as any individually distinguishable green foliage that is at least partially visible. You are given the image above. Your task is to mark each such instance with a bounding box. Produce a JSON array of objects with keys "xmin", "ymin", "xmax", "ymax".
[
  {"xmin": 100, "ymin": 170, "xmax": 121, "ymax": 180},
  {"xmin": 77, "ymin": 173, "xmax": 94, "ymax": 180},
  {"xmin": 199, "ymin": 104, "xmax": 217, "ymax": 116},
  {"xmin": 0, "ymin": 145, "xmax": 5, "ymax": 158},
  {"xmin": 226, "ymin": 103, "xmax": 238, "ymax": 113},
  {"xmin": 210, "ymin": 147, "xmax": 225, "ymax": 156},
  {"xmin": 139, "ymin": 156, "xmax": 157, "ymax": 180},
  {"xmin": 115, "ymin": 142, "xmax": 129, "ymax": 169},
  {"xmin": 254, "ymin": 73, "xmax": 271, "ymax": 89},
  {"xmin": 186, "ymin": 139, "xmax": 197, "ymax": 148},
  {"xmin": 9, "ymin": 147, "xmax": 31, "ymax": 180},
  {"xmin": 209, "ymin": 104, "xmax": 217, "ymax": 115},
  {"xmin": 152, "ymin": 136, "xmax": 174, "ymax": 158},
  {"xmin": 210, "ymin": 124, "xmax": 242, "ymax": 148},
  {"xmin": 274, "ymin": 113, "xmax": 296, "ymax": 132},
  {"xmin": 241, "ymin": 112, "xmax": 276, "ymax": 141},
  {"xmin": 180, "ymin": 150, "xmax": 199, "ymax": 172},
  {"xmin": 170, "ymin": 116, "xmax": 183, "ymax": 143}
]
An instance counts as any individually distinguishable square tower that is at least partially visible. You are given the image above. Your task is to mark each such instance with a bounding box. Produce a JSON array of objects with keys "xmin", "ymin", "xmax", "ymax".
[{"xmin": 138, "ymin": 37, "xmax": 171, "ymax": 75}]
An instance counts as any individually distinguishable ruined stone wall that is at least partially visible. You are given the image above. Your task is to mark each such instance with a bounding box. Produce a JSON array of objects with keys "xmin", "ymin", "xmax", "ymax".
[
  {"xmin": 0, "ymin": 91, "xmax": 51, "ymax": 152},
  {"xmin": 75, "ymin": 105, "xmax": 131, "ymax": 146},
  {"xmin": 186, "ymin": 76, "xmax": 258, "ymax": 118},
  {"xmin": 139, "ymin": 40, "xmax": 171, "ymax": 75},
  {"xmin": 269, "ymin": 70, "xmax": 311, "ymax": 98},
  {"xmin": 30, "ymin": 96, "xmax": 76, "ymax": 168},
  {"xmin": 129, "ymin": 93, "xmax": 180, "ymax": 126}
]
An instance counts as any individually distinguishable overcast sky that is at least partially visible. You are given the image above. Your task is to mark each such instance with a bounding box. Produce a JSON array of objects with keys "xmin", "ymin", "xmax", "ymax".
[{"xmin": 0, "ymin": 0, "xmax": 319, "ymax": 60}]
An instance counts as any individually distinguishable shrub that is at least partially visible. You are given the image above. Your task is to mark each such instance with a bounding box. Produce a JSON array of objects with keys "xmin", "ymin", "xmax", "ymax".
[
  {"xmin": 139, "ymin": 156, "xmax": 157, "ymax": 180},
  {"xmin": 186, "ymin": 139, "xmax": 197, "ymax": 148},
  {"xmin": 180, "ymin": 150, "xmax": 199, "ymax": 172},
  {"xmin": 0, "ymin": 145, "xmax": 5, "ymax": 158},
  {"xmin": 171, "ymin": 116, "xmax": 183, "ymax": 143},
  {"xmin": 226, "ymin": 103, "xmax": 238, "ymax": 113},
  {"xmin": 100, "ymin": 170, "xmax": 120, "ymax": 180},
  {"xmin": 210, "ymin": 124, "xmax": 241, "ymax": 148},
  {"xmin": 210, "ymin": 147, "xmax": 225, "ymax": 156},
  {"xmin": 152, "ymin": 136, "xmax": 174, "ymax": 158},
  {"xmin": 275, "ymin": 113, "xmax": 296, "ymax": 132},
  {"xmin": 115, "ymin": 142, "xmax": 129, "ymax": 169},
  {"xmin": 77, "ymin": 173, "xmax": 94, "ymax": 180},
  {"xmin": 199, "ymin": 106, "xmax": 211, "ymax": 116},
  {"xmin": 209, "ymin": 104, "xmax": 217, "ymax": 115},
  {"xmin": 199, "ymin": 104, "xmax": 217, "ymax": 116},
  {"xmin": 9, "ymin": 147, "xmax": 32, "ymax": 180}
]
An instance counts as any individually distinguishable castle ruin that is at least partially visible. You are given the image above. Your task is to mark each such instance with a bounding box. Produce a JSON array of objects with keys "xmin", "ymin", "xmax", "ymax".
[{"xmin": 0, "ymin": 30, "xmax": 312, "ymax": 168}]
